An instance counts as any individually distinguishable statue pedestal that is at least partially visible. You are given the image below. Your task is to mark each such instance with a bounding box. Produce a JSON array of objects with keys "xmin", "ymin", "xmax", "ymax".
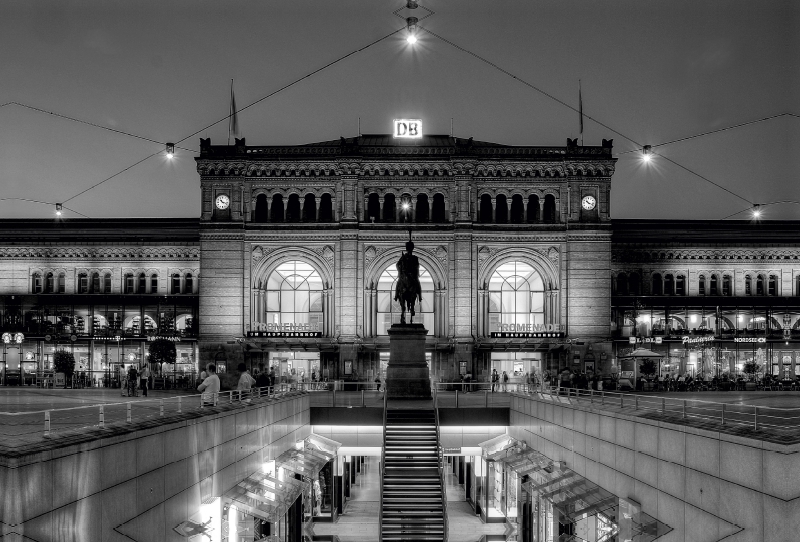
[{"xmin": 386, "ymin": 324, "xmax": 431, "ymax": 399}]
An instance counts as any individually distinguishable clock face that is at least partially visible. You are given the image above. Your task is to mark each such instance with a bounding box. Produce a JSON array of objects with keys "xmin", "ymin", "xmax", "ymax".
[
  {"xmin": 215, "ymin": 194, "xmax": 230, "ymax": 210},
  {"xmin": 581, "ymin": 195, "xmax": 597, "ymax": 211}
]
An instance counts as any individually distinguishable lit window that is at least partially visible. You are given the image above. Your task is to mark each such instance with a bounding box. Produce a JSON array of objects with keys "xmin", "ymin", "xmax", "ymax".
[
  {"xmin": 487, "ymin": 261, "xmax": 545, "ymax": 334},
  {"xmin": 265, "ymin": 261, "xmax": 325, "ymax": 333}
]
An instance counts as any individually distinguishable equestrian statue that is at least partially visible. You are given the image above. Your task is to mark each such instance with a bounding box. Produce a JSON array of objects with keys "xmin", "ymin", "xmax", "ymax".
[{"xmin": 394, "ymin": 231, "xmax": 422, "ymax": 324}]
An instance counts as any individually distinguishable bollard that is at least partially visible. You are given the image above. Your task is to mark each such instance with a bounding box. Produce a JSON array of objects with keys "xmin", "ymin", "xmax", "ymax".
[
  {"xmin": 682, "ymin": 400, "xmax": 687, "ymax": 419},
  {"xmin": 661, "ymin": 398, "xmax": 666, "ymax": 415},
  {"xmin": 99, "ymin": 405, "xmax": 105, "ymax": 427},
  {"xmin": 485, "ymin": 389, "xmax": 489, "ymax": 408},
  {"xmin": 635, "ymin": 395, "xmax": 638, "ymax": 410},
  {"xmin": 229, "ymin": 390, "xmax": 234, "ymax": 403},
  {"xmin": 754, "ymin": 407, "xmax": 759, "ymax": 430},
  {"xmin": 160, "ymin": 399, "xmax": 164, "ymax": 417},
  {"xmin": 620, "ymin": 394, "xmax": 624, "ymax": 409},
  {"xmin": 455, "ymin": 389, "xmax": 459, "ymax": 408},
  {"xmin": 127, "ymin": 402, "xmax": 132, "ymax": 423},
  {"xmin": 590, "ymin": 389, "xmax": 593, "ymax": 403},
  {"xmin": 238, "ymin": 390, "xmax": 242, "ymax": 402},
  {"xmin": 178, "ymin": 397, "xmax": 182, "ymax": 413},
  {"xmin": 362, "ymin": 389, "xmax": 365, "ymax": 407},
  {"xmin": 721, "ymin": 403, "xmax": 726, "ymax": 426},
  {"xmin": 44, "ymin": 410, "xmax": 51, "ymax": 437},
  {"xmin": 332, "ymin": 389, "xmax": 336, "ymax": 407},
  {"xmin": 214, "ymin": 392, "xmax": 218, "ymax": 406}
]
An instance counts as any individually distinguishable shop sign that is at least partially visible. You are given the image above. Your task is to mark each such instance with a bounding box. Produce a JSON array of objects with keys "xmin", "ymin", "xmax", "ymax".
[
  {"xmin": 393, "ymin": 119, "xmax": 422, "ymax": 139},
  {"xmin": 491, "ymin": 323, "xmax": 564, "ymax": 338},
  {"xmin": 250, "ymin": 322, "xmax": 322, "ymax": 338},
  {"xmin": 681, "ymin": 336, "xmax": 715, "ymax": 345},
  {"xmin": 628, "ymin": 337, "xmax": 663, "ymax": 344},
  {"xmin": 734, "ymin": 337, "xmax": 767, "ymax": 343},
  {"xmin": 443, "ymin": 447, "xmax": 461, "ymax": 454},
  {"xmin": 247, "ymin": 331, "xmax": 322, "ymax": 338},
  {"xmin": 147, "ymin": 335, "xmax": 182, "ymax": 342}
]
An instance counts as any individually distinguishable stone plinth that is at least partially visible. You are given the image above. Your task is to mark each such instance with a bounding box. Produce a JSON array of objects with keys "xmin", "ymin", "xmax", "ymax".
[{"xmin": 386, "ymin": 323, "xmax": 431, "ymax": 399}]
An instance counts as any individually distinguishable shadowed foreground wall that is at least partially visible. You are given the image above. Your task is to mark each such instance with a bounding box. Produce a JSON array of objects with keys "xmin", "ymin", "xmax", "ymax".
[
  {"xmin": 0, "ymin": 394, "xmax": 310, "ymax": 542},
  {"xmin": 509, "ymin": 394, "xmax": 797, "ymax": 542}
]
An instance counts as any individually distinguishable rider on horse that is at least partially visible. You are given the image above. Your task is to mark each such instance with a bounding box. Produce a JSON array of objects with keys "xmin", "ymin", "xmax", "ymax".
[{"xmin": 394, "ymin": 237, "xmax": 422, "ymax": 324}]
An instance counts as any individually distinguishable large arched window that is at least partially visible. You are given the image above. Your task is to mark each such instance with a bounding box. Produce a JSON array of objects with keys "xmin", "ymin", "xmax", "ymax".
[
  {"xmin": 432, "ymin": 193, "xmax": 446, "ymax": 223},
  {"xmin": 487, "ymin": 261, "xmax": 545, "ymax": 333},
  {"xmin": 377, "ymin": 264, "xmax": 434, "ymax": 335},
  {"xmin": 367, "ymin": 193, "xmax": 381, "ymax": 222},
  {"xmin": 265, "ymin": 261, "xmax": 324, "ymax": 332},
  {"xmin": 253, "ymin": 194, "xmax": 269, "ymax": 223}
]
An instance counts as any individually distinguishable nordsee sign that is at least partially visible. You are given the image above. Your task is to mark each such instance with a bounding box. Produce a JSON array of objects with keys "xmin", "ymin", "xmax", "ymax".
[{"xmin": 393, "ymin": 119, "xmax": 422, "ymax": 139}]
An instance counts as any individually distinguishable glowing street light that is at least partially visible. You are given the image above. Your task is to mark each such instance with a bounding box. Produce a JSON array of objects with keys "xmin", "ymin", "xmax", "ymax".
[
  {"xmin": 166, "ymin": 143, "xmax": 175, "ymax": 158},
  {"xmin": 642, "ymin": 145, "xmax": 653, "ymax": 162},
  {"xmin": 752, "ymin": 204, "xmax": 762, "ymax": 219},
  {"xmin": 55, "ymin": 203, "xmax": 62, "ymax": 216},
  {"xmin": 406, "ymin": 16, "xmax": 418, "ymax": 44}
]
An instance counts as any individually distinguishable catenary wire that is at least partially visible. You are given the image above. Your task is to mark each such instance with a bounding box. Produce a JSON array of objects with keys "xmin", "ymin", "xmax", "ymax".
[
  {"xmin": 56, "ymin": 25, "xmax": 405, "ymax": 207},
  {"xmin": 2, "ymin": 102, "xmax": 196, "ymax": 152},
  {"xmin": 419, "ymin": 24, "xmax": 754, "ymax": 207},
  {"xmin": 617, "ymin": 113, "xmax": 791, "ymax": 155}
]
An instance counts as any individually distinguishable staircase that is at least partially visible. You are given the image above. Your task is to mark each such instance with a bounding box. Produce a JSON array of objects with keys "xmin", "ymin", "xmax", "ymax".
[{"xmin": 381, "ymin": 409, "xmax": 447, "ymax": 541}]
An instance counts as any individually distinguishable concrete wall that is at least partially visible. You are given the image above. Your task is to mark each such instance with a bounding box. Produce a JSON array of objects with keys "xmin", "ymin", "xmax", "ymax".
[
  {"xmin": 509, "ymin": 394, "xmax": 797, "ymax": 542},
  {"xmin": 1, "ymin": 394, "xmax": 310, "ymax": 542}
]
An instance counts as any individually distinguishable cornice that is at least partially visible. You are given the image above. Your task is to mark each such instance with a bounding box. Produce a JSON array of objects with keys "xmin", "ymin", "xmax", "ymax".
[
  {"xmin": 0, "ymin": 246, "xmax": 199, "ymax": 260},
  {"xmin": 613, "ymin": 247, "xmax": 800, "ymax": 263}
]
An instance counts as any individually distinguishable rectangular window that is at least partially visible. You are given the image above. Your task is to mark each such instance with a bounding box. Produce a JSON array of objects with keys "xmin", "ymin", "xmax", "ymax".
[
  {"xmin": 33, "ymin": 275, "xmax": 42, "ymax": 294},
  {"xmin": 171, "ymin": 276, "xmax": 181, "ymax": 295},
  {"xmin": 79, "ymin": 275, "xmax": 88, "ymax": 294},
  {"xmin": 103, "ymin": 274, "xmax": 112, "ymax": 293},
  {"xmin": 125, "ymin": 274, "xmax": 134, "ymax": 294}
]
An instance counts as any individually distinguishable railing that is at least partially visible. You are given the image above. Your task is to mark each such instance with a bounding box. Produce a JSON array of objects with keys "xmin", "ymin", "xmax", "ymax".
[
  {"xmin": 518, "ymin": 385, "xmax": 800, "ymax": 432},
  {"xmin": 434, "ymin": 402, "xmax": 448, "ymax": 542},
  {"xmin": 0, "ymin": 385, "xmax": 304, "ymax": 439},
  {"xmin": 379, "ymin": 388, "xmax": 387, "ymax": 542}
]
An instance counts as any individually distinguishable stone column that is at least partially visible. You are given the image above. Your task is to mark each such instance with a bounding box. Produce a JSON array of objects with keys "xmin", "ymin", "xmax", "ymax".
[{"xmin": 477, "ymin": 289, "xmax": 486, "ymax": 338}]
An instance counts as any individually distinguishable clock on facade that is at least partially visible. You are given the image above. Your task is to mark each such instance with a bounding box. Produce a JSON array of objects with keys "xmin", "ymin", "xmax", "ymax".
[
  {"xmin": 215, "ymin": 194, "xmax": 230, "ymax": 210},
  {"xmin": 581, "ymin": 195, "xmax": 597, "ymax": 211}
]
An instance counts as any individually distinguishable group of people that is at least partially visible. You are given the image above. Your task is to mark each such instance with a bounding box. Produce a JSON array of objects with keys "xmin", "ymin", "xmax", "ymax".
[{"xmin": 121, "ymin": 364, "xmax": 152, "ymax": 397}]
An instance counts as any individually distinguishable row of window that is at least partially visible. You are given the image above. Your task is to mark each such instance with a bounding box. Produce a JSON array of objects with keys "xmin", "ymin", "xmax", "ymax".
[
  {"xmin": 479, "ymin": 194, "xmax": 558, "ymax": 224},
  {"xmin": 32, "ymin": 272, "xmax": 196, "ymax": 295},
  {"xmin": 365, "ymin": 193, "xmax": 448, "ymax": 223},
  {"xmin": 615, "ymin": 272, "xmax": 790, "ymax": 296},
  {"xmin": 252, "ymin": 193, "xmax": 334, "ymax": 223}
]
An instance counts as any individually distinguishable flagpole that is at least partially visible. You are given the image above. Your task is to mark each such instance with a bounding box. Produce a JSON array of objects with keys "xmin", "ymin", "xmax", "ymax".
[
  {"xmin": 579, "ymin": 79, "xmax": 583, "ymax": 146},
  {"xmin": 228, "ymin": 79, "xmax": 234, "ymax": 146}
]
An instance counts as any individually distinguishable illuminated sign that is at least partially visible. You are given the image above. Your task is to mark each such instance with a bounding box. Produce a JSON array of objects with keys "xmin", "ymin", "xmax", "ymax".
[
  {"xmin": 734, "ymin": 337, "xmax": 767, "ymax": 343},
  {"xmin": 682, "ymin": 336, "xmax": 715, "ymax": 345},
  {"xmin": 629, "ymin": 337, "xmax": 663, "ymax": 344},
  {"xmin": 393, "ymin": 119, "xmax": 422, "ymax": 139},
  {"xmin": 253, "ymin": 323, "xmax": 320, "ymax": 333},
  {"xmin": 146, "ymin": 335, "xmax": 182, "ymax": 342},
  {"xmin": 495, "ymin": 324, "xmax": 562, "ymax": 333}
]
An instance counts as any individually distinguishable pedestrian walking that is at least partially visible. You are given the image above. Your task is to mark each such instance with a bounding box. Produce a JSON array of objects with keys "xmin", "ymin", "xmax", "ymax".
[
  {"xmin": 491, "ymin": 369, "xmax": 499, "ymax": 392},
  {"xmin": 140, "ymin": 364, "xmax": 151, "ymax": 397}
]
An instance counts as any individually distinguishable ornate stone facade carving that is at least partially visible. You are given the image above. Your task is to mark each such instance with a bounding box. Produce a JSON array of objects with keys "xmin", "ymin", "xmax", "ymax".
[{"xmin": 0, "ymin": 246, "xmax": 198, "ymax": 260}]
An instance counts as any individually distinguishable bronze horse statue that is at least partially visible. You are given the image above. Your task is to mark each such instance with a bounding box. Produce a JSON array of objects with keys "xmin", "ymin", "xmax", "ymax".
[{"xmin": 394, "ymin": 238, "xmax": 422, "ymax": 324}]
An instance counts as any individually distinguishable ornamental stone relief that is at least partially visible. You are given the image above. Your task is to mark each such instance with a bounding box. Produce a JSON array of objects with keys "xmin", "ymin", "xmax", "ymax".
[
  {"xmin": 613, "ymin": 248, "xmax": 800, "ymax": 263},
  {"xmin": 433, "ymin": 245, "xmax": 448, "ymax": 266},
  {"xmin": 0, "ymin": 247, "xmax": 198, "ymax": 260}
]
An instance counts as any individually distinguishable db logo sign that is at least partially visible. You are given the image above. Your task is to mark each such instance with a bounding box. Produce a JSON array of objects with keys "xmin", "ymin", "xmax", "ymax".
[{"xmin": 393, "ymin": 119, "xmax": 422, "ymax": 139}]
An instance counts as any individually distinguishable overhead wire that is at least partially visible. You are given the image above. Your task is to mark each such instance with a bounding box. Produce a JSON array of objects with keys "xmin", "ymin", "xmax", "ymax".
[{"xmin": 418, "ymin": 24, "xmax": 755, "ymax": 208}]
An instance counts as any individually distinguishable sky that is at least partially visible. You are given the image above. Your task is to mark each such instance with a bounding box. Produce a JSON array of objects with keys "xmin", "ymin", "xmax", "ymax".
[{"xmin": 1, "ymin": 0, "xmax": 797, "ymax": 221}]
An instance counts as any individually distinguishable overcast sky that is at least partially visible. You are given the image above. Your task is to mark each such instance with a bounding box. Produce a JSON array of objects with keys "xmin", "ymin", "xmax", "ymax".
[{"xmin": 1, "ymin": 0, "xmax": 797, "ymax": 220}]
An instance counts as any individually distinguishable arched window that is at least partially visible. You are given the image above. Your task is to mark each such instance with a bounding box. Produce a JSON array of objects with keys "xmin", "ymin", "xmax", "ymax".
[
  {"xmin": 138, "ymin": 273, "xmax": 147, "ymax": 294},
  {"xmin": 652, "ymin": 273, "xmax": 663, "ymax": 295},
  {"xmin": 745, "ymin": 275, "xmax": 752, "ymax": 295},
  {"xmin": 265, "ymin": 261, "xmax": 324, "ymax": 333},
  {"xmin": 91, "ymin": 272, "xmax": 100, "ymax": 293},
  {"xmin": 103, "ymin": 273, "xmax": 112, "ymax": 294},
  {"xmin": 124, "ymin": 273, "xmax": 134, "ymax": 294},
  {"xmin": 415, "ymin": 194, "xmax": 429, "ymax": 223},
  {"xmin": 629, "ymin": 272, "xmax": 641, "ymax": 296},
  {"xmin": 185, "ymin": 273, "xmax": 193, "ymax": 294},
  {"xmin": 768, "ymin": 274, "xmax": 778, "ymax": 296},
  {"xmin": 676, "ymin": 275, "xmax": 686, "ymax": 296},
  {"xmin": 367, "ymin": 193, "xmax": 381, "ymax": 222},
  {"xmin": 664, "ymin": 274, "xmax": 675, "ymax": 295},
  {"xmin": 616, "ymin": 273, "xmax": 628, "ymax": 295},
  {"xmin": 510, "ymin": 194, "xmax": 524, "ymax": 223},
  {"xmin": 78, "ymin": 273, "xmax": 89, "ymax": 294},
  {"xmin": 319, "ymin": 193, "xmax": 333, "ymax": 222},
  {"xmin": 253, "ymin": 194, "xmax": 269, "ymax": 223},
  {"xmin": 527, "ymin": 195, "xmax": 540, "ymax": 223},
  {"xmin": 32, "ymin": 273, "xmax": 42, "ymax": 294},
  {"xmin": 432, "ymin": 193, "xmax": 446, "ymax": 223},
  {"xmin": 723, "ymin": 275, "xmax": 732, "ymax": 296},
  {"xmin": 45, "ymin": 272, "xmax": 54, "ymax": 293},
  {"xmin": 698, "ymin": 275, "xmax": 706, "ymax": 295},
  {"xmin": 479, "ymin": 194, "xmax": 493, "ymax": 223},
  {"xmin": 487, "ymin": 261, "xmax": 546, "ymax": 334},
  {"xmin": 377, "ymin": 263, "xmax": 434, "ymax": 335},
  {"xmin": 383, "ymin": 193, "xmax": 396, "ymax": 222},
  {"xmin": 171, "ymin": 273, "xmax": 181, "ymax": 295},
  {"xmin": 710, "ymin": 275, "xmax": 718, "ymax": 295},
  {"xmin": 150, "ymin": 274, "xmax": 158, "ymax": 294},
  {"xmin": 270, "ymin": 194, "xmax": 284, "ymax": 222},
  {"xmin": 286, "ymin": 194, "xmax": 301, "ymax": 222},
  {"xmin": 303, "ymin": 194, "xmax": 316, "ymax": 222},
  {"xmin": 57, "ymin": 273, "xmax": 65, "ymax": 293},
  {"xmin": 495, "ymin": 195, "xmax": 509, "ymax": 224},
  {"xmin": 756, "ymin": 275, "xmax": 765, "ymax": 295},
  {"xmin": 543, "ymin": 194, "xmax": 557, "ymax": 223}
]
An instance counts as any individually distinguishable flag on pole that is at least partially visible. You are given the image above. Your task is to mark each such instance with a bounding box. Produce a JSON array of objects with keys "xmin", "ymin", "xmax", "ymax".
[
  {"xmin": 579, "ymin": 79, "xmax": 584, "ymax": 145},
  {"xmin": 228, "ymin": 79, "xmax": 239, "ymax": 144}
]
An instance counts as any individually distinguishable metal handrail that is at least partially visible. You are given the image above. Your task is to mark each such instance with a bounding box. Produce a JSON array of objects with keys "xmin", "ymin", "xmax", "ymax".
[
  {"xmin": 434, "ymin": 402, "xmax": 448, "ymax": 542},
  {"xmin": 379, "ymin": 387, "xmax": 387, "ymax": 542},
  {"xmin": 518, "ymin": 385, "xmax": 800, "ymax": 432}
]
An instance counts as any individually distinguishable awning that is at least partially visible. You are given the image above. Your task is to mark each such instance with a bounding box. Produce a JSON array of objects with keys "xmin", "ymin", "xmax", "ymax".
[
  {"xmin": 305, "ymin": 434, "xmax": 341, "ymax": 456},
  {"xmin": 223, "ymin": 472, "xmax": 306, "ymax": 523},
  {"xmin": 276, "ymin": 447, "xmax": 333, "ymax": 478},
  {"xmin": 496, "ymin": 448, "xmax": 552, "ymax": 475},
  {"xmin": 477, "ymin": 434, "xmax": 516, "ymax": 457}
]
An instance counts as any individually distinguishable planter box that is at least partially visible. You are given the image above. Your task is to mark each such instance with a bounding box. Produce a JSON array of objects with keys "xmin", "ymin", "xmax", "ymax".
[{"xmin": 744, "ymin": 381, "xmax": 757, "ymax": 391}]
